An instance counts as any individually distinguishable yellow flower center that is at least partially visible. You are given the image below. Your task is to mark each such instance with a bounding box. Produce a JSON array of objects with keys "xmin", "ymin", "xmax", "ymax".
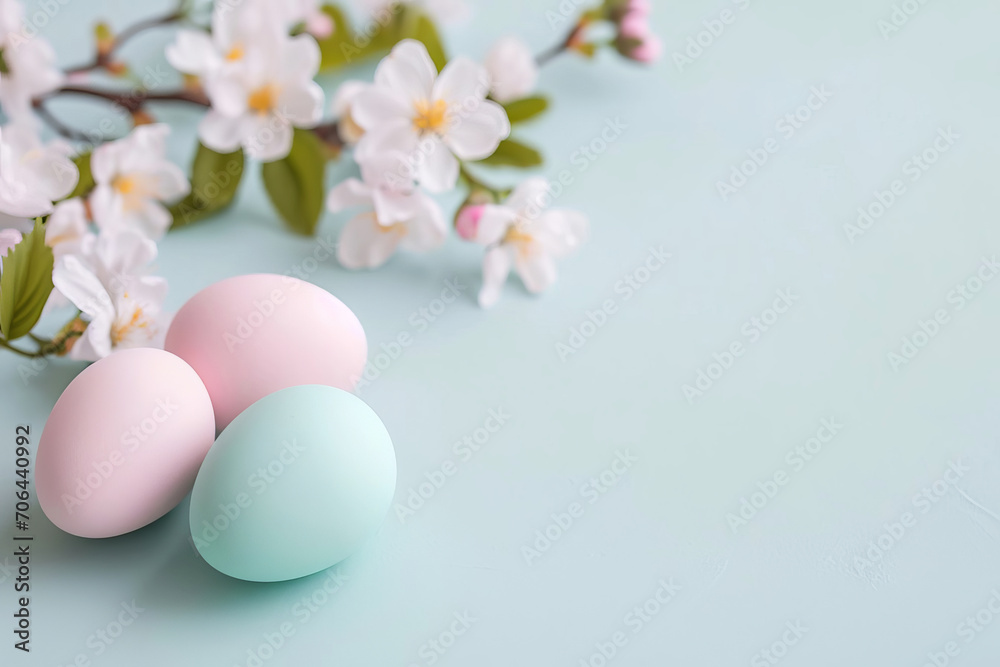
[
  {"xmin": 503, "ymin": 224, "xmax": 537, "ymax": 258},
  {"xmin": 113, "ymin": 175, "xmax": 136, "ymax": 195},
  {"xmin": 503, "ymin": 225, "xmax": 534, "ymax": 246},
  {"xmin": 111, "ymin": 304, "xmax": 149, "ymax": 346},
  {"xmin": 412, "ymin": 99, "xmax": 449, "ymax": 134},
  {"xmin": 248, "ymin": 84, "xmax": 278, "ymax": 114},
  {"xmin": 376, "ymin": 221, "xmax": 407, "ymax": 236},
  {"xmin": 225, "ymin": 44, "xmax": 244, "ymax": 61}
]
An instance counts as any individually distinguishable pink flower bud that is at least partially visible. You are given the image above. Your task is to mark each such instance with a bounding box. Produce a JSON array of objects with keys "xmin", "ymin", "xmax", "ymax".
[
  {"xmin": 455, "ymin": 204, "xmax": 485, "ymax": 241},
  {"xmin": 620, "ymin": 12, "xmax": 650, "ymax": 40},
  {"xmin": 630, "ymin": 34, "xmax": 662, "ymax": 64},
  {"xmin": 626, "ymin": 0, "xmax": 651, "ymax": 17}
]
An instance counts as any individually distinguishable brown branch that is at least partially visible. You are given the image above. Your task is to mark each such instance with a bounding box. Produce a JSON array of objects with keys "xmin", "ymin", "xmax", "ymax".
[
  {"xmin": 50, "ymin": 84, "xmax": 210, "ymax": 112},
  {"xmin": 536, "ymin": 21, "xmax": 587, "ymax": 66},
  {"xmin": 66, "ymin": 8, "xmax": 185, "ymax": 76}
]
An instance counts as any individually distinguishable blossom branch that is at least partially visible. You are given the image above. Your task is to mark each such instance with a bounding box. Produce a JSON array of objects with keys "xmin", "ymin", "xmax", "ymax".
[
  {"xmin": 535, "ymin": 20, "xmax": 588, "ymax": 66},
  {"xmin": 65, "ymin": 5, "xmax": 187, "ymax": 76}
]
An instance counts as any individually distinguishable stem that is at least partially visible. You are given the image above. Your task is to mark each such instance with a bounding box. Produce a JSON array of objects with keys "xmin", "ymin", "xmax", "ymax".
[
  {"xmin": 51, "ymin": 84, "xmax": 210, "ymax": 112},
  {"xmin": 66, "ymin": 7, "xmax": 186, "ymax": 76},
  {"xmin": 30, "ymin": 100, "xmax": 94, "ymax": 142},
  {"xmin": 536, "ymin": 21, "xmax": 586, "ymax": 66},
  {"xmin": 312, "ymin": 121, "xmax": 345, "ymax": 151},
  {"xmin": 459, "ymin": 163, "xmax": 501, "ymax": 196},
  {"xmin": 0, "ymin": 338, "xmax": 45, "ymax": 359}
]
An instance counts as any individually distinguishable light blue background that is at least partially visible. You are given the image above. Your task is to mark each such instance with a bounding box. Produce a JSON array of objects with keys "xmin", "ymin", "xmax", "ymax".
[{"xmin": 5, "ymin": 0, "xmax": 1000, "ymax": 665}]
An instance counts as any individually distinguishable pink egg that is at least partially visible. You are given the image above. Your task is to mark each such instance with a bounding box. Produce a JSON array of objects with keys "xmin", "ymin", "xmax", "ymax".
[
  {"xmin": 164, "ymin": 274, "xmax": 367, "ymax": 430},
  {"xmin": 37, "ymin": 348, "xmax": 216, "ymax": 538}
]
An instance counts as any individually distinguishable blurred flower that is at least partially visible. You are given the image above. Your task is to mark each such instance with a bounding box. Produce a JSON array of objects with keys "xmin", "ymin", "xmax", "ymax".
[
  {"xmin": 0, "ymin": 120, "xmax": 78, "ymax": 224},
  {"xmin": 474, "ymin": 178, "xmax": 587, "ymax": 308},
  {"xmin": 166, "ymin": 1, "xmax": 282, "ymax": 79},
  {"xmin": 198, "ymin": 32, "xmax": 324, "ymax": 161},
  {"xmin": 328, "ymin": 152, "xmax": 446, "ymax": 269},
  {"xmin": 331, "ymin": 80, "xmax": 370, "ymax": 146},
  {"xmin": 89, "ymin": 124, "xmax": 189, "ymax": 241},
  {"xmin": 455, "ymin": 203, "xmax": 484, "ymax": 240},
  {"xmin": 353, "ymin": 40, "xmax": 510, "ymax": 193},
  {"xmin": 52, "ymin": 230, "xmax": 169, "ymax": 360},
  {"xmin": 484, "ymin": 36, "xmax": 537, "ymax": 103},
  {"xmin": 0, "ymin": 0, "xmax": 64, "ymax": 119}
]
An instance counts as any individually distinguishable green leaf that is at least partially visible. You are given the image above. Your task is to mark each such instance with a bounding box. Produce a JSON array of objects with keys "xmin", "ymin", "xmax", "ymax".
[
  {"xmin": 66, "ymin": 152, "xmax": 94, "ymax": 200},
  {"xmin": 0, "ymin": 219, "xmax": 54, "ymax": 342},
  {"xmin": 262, "ymin": 128, "xmax": 326, "ymax": 236},
  {"xmin": 316, "ymin": 4, "xmax": 356, "ymax": 71},
  {"xmin": 477, "ymin": 138, "xmax": 544, "ymax": 169},
  {"xmin": 502, "ymin": 96, "xmax": 550, "ymax": 125},
  {"xmin": 407, "ymin": 11, "xmax": 447, "ymax": 71},
  {"xmin": 170, "ymin": 142, "xmax": 244, "ymax": 228}
]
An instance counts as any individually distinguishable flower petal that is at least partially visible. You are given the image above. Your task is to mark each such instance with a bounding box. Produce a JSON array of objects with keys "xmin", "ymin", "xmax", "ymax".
[
  {"xmin": 351, "ymin": 86, "xmax": 412, "ymax": 132},
  {"xmin": 281, "ymin": 34, "xmax": 322, "ymax": 80},
  {"xmin": 433, "ymin": 56, "xmax": 489, "ymax": 105},
  {"xmin": 506, "ymin": 177, "xmax": 551, "ymax": 217},
  {"xmin": 445, "ymin": 99, "xmax": 510, "ymax": 161},
  {"xmin": 399, "ymin": 194, "xmax": 446, "ymax": 252},
  {"xmin": 327, "ymin": 178, "xmax": 372, "ymax": 212},
  {"xmin": 478, "ymin": 246, "xmax": 511, "ymax": 308},
  {"xmin": 89, "ymin": 185, "xmax": 126, "ymax": 235},
  {"xmin": 166, "ymin": 29, "xmax": 219, "ymax": 76},
  {"xmin": 374, "ymin": 39, "xmax": 437, "ymax": 104},
  {"xmin": 516, "ymin": 251, "xmax": 558, "ymax": 294},
  {"xmin": 475, "ymin": 204, "xmax": 516, "ymax": 246},
  {"xmin": 416, "ymin": 137, "xmax": 459, "ymax": 193},
  {"xmin": 537, "ymin": 209, "xmax": 589, "ymax": 257},
  {"xmin": 336, "ymin": 212, "xmax": 403, "ymax": 269},
  {"xmin": 52, "ymin": 254, "xmax": 113, "ymax": 322},
  {"xmin": 243, "ymin": 115, "xmax": 293, "ymax": 161},
  {"xmin": 205, "ymin": 72, "xmax": 248, "ymax": 118},
  {"xmin": 485, "ymin": 36, "xmax": 538, "ymax": 103},
  {"xmin": 198, "ymin": 110, "xmax": 245, "ymax": 153},
  {"xmin": 277, "ymin": 80, "xmax": 324, "ymax": 127}
]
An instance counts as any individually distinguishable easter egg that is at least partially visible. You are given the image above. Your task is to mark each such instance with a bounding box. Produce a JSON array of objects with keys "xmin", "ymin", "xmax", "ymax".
[
  {"xmin": 188, "ymin": 385, "xmax": 396, "ymax": 582},
  {"xmin": 164, "ymin": 274, "xmax": 367, "ymax": 431},
  {"xmin": 36, "ymin": 348, "xmax": 216, "ymax": 538}
]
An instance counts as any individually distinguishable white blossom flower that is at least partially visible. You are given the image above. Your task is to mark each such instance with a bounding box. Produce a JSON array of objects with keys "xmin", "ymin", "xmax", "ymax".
[
  {"xmin": 352, "ymin": 39, "xmax": 510, "ymax": 193},
  {"xmin": 88, "ymin": 124, "xmax": 188, "ymax": 241},
  {"xmin": 198, "ymin": 32, "xmax": 325, "ymax": 161},
  {"xmin": 484, "ymin": 36, "xmax": 538, "ymax": 103},
  {"xmin": 166, "ymin": 1, "xmax": 283, "ymax": 79},
  {"xmin": 328, "ymin": 152, "xmax": 446, "ymax": 269},
  {"xmin": 0, "ymin": 120, "xmax": 78, "ymax": 225},
  {"xmin": 52, "ymin": 230, "xmax": 169, "ymax": 360},
  {"xmin": 0, "ymin": 0, "xmax": 64, "ymax": 119},
  {"xmin": 474, "ymin": 178, "xmax": 588, "ymax": 308}
]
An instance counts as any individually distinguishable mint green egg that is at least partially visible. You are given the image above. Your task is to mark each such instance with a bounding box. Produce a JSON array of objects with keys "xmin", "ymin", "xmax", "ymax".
[{"xmin": 189, "ymin": 385, "xmax": 396, "ymax": 582}]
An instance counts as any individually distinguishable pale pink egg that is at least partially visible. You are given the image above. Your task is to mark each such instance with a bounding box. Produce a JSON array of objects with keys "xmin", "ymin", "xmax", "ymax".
[
  {"xmin": 37, "ymin": 348, "xmax": 216, "ymax": 538},
  {"xmin": 164, "ymin": 274, "xmax": 367, "ymax": 430}
]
